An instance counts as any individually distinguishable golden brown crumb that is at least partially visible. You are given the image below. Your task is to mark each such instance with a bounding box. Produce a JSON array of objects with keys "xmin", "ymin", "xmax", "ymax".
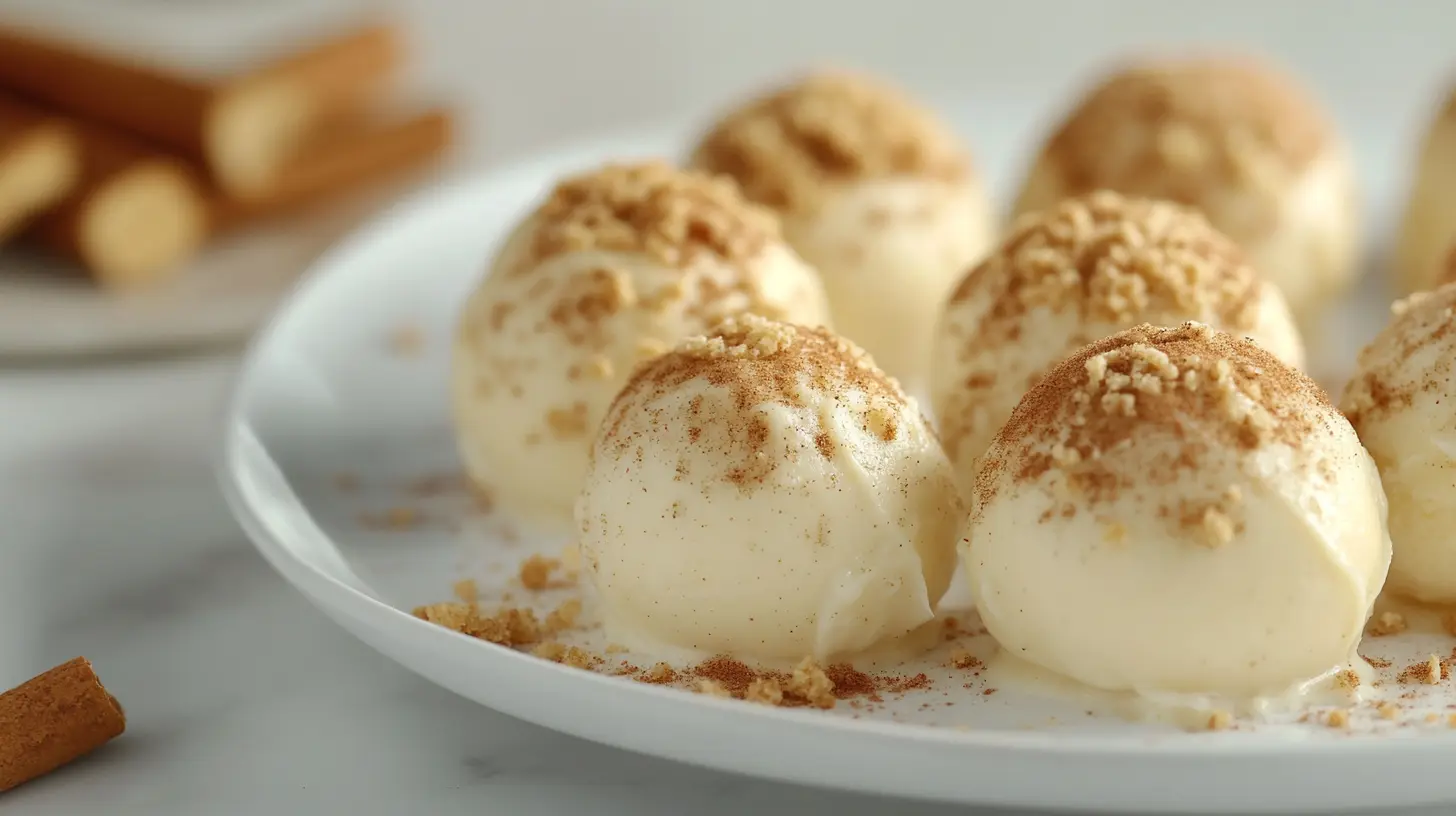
[
  {"xmin": 695, "ymin": 678, "xmax": 733, "ymax": 698},
  {"xmin": 452, "ymin": 579, "xmax": 479, "ymax": 603},
  {"xmin": 561, "ymin": 647, "xmax": 597, "ymax": 670},
  {"xmin": 1429, "ymin": 654, "xmax": 1445, "ymax": 685},
  {"xmin": 544, "ymin": 599, "xmax": 582, "ymax": 634},
  {"xmin": 526, "ymin": 161, "xmax": 779, "ymax": 270},
  {"xmin": 532, "ymin": 641, "xmax": 567, "ymax": 661},
  {"xmin": 1367, "ymin": 611, "xmax": 1408, "ymax": 637},
  {"xmin": 412, "ymin": 603, "xmax": 541, "ymax": 647},
  {"xmin": 1378, "ymin": 702, "xmax": 1400, "ymax": 720},
  {"xmin": 1021, "ymin": 57, "xmax": 1333, "ymax": 239},
  {"xmin": 949, "ymin": 648, "xmax": 982, "ymax": 670},
  {"xmin": 745, "ymin": 677, "xmax": 785, "ymax": 706},
  {"xmin": 786, "ymin": 657, "xmax": 836, "ymax": 709},
  {"xmin": 691, "ymin": 70, "xmax": 971, "ymax": 213},
  {"xmin": 1206, "ymin": 710, "xmax": 1233, "ymax": 730},
  {"xmin": 1326, "ymin": 709, "xmax": 1350, "ymax": 728},
  {"xmin": 518, "ymin": 554, "xmax": 561, "ymax": 590},
  {"xmin": 641, "ymin": 662, "xmax": 677, "ymax": 684},
  {"xmin": 976, "ymin": 322, "xmax": 1327, "ymax": 544},
  {"xmin": 600, "ymin": 314, "xmax": 911, "ymax": 492},
  {"xmin": 1334, "ymin": 669, "xmax": 1360, "ymax": 690}
]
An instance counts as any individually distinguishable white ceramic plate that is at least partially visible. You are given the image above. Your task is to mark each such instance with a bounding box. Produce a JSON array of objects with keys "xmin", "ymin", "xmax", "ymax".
[{"xmin": 216, "ymin": 107, "xmax": 1456, "ymax": 814}]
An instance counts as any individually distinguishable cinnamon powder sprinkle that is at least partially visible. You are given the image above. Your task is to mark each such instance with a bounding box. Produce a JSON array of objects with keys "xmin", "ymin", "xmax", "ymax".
[
  {"xmin": 640, "ymin": 662, "xmax": 678, "ymax": 685},
  {"xmin": 1365, "ymin": 656, "xmax": 1394, "ymax": 669},
  {"xmin": 691, "ymin": 70, "xmax": 971, "ymax": 213},
  {"xmin": 976, "ymin": 322, "xmax": 1330, "ymax": 544},
  {"xmin": 526, "ymin": 161, "xmax": 779, "ymax": 270},
  {"xmin": 598, "ymin": 314, "xmax": 915, "ymax": 493},
  {"xmin": 1398, "ymin": 656, "xmax": 1449, "ymax": 685}
]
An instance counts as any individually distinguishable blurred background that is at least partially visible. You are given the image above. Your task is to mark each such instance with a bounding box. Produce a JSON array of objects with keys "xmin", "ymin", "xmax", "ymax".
[{"xmin": 1, "ymin": 1, "xmax": 1453, "ymax": 813}]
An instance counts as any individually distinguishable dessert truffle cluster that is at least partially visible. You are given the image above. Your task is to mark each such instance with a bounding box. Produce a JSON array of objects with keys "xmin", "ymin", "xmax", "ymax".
[{"xmin": 443, "ymin": 53, "xmax": 1456, "ymax": 713}]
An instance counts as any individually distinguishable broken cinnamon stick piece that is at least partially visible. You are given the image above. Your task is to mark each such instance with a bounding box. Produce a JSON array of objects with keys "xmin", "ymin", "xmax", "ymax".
[
  {"xmin": 25, "ymin": 108, "xmax": 207, "ymax": 290},
  {"xmin": 0, "ymin": 22, "xmax": 403, "ymax": 195},
  {"xmin": 0, "ymin": 657, "xmax": 125, "ymax": 793},
  {"xmin": 210, "ymin": 108, "xmax": 454, "ymax": 231},
  {"xmin": 0, "ymin": 98, "xmax": 79, "ymax": 240}
]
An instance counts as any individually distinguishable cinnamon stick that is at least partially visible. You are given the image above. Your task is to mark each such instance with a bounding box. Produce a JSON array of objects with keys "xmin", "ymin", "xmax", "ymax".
[
  {"xmin": 0, "ymin": 98, "xmax": 78, "ymax": 239},
  {"xmin": 0, "ymin": 22, "xmax": 404, "ymax": 195},
  {"xmin": 210, "ymin": 108, "xmax": 454, "ymax": 231},
  {"xmin": 0, "ymin": 657, "xmax": 125, "ymax": 793},
  {"xmin": 23, "ymin": 101, "xmax": 208, "ymax": 289}
]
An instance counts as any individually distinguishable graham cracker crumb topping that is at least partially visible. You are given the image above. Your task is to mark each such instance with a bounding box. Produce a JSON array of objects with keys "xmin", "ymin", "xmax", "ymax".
[
  {"xmin": 950, "ymin": 192, "xmax": 1262, "ymax": 329},
  {"xmin": 692, "ymin": 70, "xmax": 971, "ymax": 213},
  {"xmin": 599, "ymin": 314, "xmax": 913, "ymax": 491},
  {"xmin": 1036, "ymin": 58, "xmax": 1333, "ymax": 237},
  {"xmin": 977, "ymin": 322, "xmax": 1332, "ymax": 545},
  {"xmin": 527, "ymin": 161, "xmax": 779, "ymax": 269},
  {"xmin": 1342, "ymin": 282, "xmax": 1456, "ymax": 427}
]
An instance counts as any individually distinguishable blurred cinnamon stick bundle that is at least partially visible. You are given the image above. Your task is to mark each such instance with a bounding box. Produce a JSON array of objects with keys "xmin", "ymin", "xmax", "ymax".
[{"xmin": 0, "ymin": 16, "xmax": 455, "ymax": 288}]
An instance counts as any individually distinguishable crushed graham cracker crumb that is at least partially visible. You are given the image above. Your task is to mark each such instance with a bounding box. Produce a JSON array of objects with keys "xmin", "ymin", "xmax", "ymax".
[
  {"xmin": 562, "ymin": 647, "xmax": 597, "ymax": 670},
  {"xmin": 1334, "ymin": 669, "xmax": 1360, "ymax": 690},
  {"xmin": 787, "ymin": 657, "xmax": 837, "ymax": 709},
  {"xmin": 518, "ymin": 554, "xmax": 561, "ymax": 590},
  {"xmin": 938, "ymin": 192, "xmax": 1286, "ymax": 460},
  {"xmin": 1206, "ymin": 710, "xmax": 1233, "ymax": 730},
  {"xmin": 691, "ymin": 70, "xmax": 971, "ymax": 213},
  {"xmin": 452, "ymin": 579, "xmax": 479, "ymax": 603},
  {"xmin": 597, "ymin": 314, "xmax": 914, "ymax": 493},
  {"xmin": 695, "ymin": 678, "xmax": 732, "ymax": 698},
  {"xmin": 1021, "ymin": 57, "xmax": 1333, "ymax": 240},
  {"xmin": 525, "ymin": 161, "xmax": 779, "ymax": 270},
  {"xmin": 949, "ymin": 648, "xmax": 982, "ymax": 670},
  {"xmin": 1367, "ymin": 611, "xmax": 1408, "ymax": 637},
  {"xmin": 745, "ymin": 677, "xmax": 786, "ymax": 706},
  {"xmin": 1342, "ymin": 282, "xmax": 1456, "ymax": 427},
  {"xmin": 544, "ymin": 599, "xmax": 582, "ymax": 634},
  {"xmin": 413, "ymin": 603, "xmax": 541, "ymax": 647},
  {"xmin": 640, "ymin": 662, "xmax": 678, "ymax": 684},
  {"xmin": 1325, "ymin": 709, "xmax": 1350, "ymax": 728},
  {"xmin": 1378, "ymin": 702, "xmax": 1400, "ymax": 720},
  {"xmin": 532, "ymin": 641, "xmax": 567, "ymax": 661},
  {"xmin": 976, "ymin": 322, "xmax": 1326, "ymax": 545}
]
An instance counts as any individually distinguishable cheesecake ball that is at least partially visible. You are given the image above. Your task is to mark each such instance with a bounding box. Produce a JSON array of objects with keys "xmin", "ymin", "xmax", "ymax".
[
  {"xmin": 577, "ymin": 315, "xmax": 963, "ymax": 661},
  {"xmin": 931, "ymin": 192, "xmax": 1304, "ymax": 489},
  {"xmin": 1343, "ymin": 284, "xmax": 1456, "ymax": 603},
  {"xmin": 1397, "ymin": 89, "xmax": 1456, "ymax": 293},
  {"xmin": 969, "ymin": 323, "xmax": 1390, "ymax": 698},
  {"xmin": 690, "ymin": 71, "xmax": 997, "ymax": 392},
  {"xmin": 1014, "ymin": 57, "xmax": 1360, "ymax": 320},
  {"xmin": 453, "ymin": 162, "xmax": 831, "ymax": 526}
]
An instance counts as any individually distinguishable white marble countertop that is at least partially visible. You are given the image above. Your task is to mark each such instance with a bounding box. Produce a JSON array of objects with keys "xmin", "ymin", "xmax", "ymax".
[{"xmin": 5, "ymin": 2, "xmax": 1456, "ymax": 813}]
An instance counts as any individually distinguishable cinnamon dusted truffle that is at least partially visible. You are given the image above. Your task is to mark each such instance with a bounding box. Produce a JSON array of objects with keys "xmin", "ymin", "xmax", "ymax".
[
  {"xmin": 1397, "ymin": 88, "xmax": 1456, "ymax": 292},
  {"xmin": 930, "ymin": 192, "xmax": 1304, "ymax": 488},
  {"xmin": 453, "ymin": 161, "xmax": 831, "ymax": 526},
  {"xmin": 967, "ymin": 323, "xmax": 1389, "ymax": 699},
  {"xmin": 690, "ymin": 70, "xmax": 996, "ymax": 392},
  {"xmin": 577, "ymin": 314, "xmax": 962, "ymax": 661},
  {"xmin": 1013, "ymin": 57, "xmax": 1360, "ymax": 320},
  {"xmin": 1343, "ymin": 283, "xmax": 1456, "ymax": 603}
]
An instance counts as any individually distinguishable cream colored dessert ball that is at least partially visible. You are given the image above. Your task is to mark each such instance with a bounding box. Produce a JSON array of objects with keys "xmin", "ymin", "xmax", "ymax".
[
  {"xmin": 453, "ymin": 162, "xmax": 831, "ymax": 526},
  {"xmin": 690, "ymin": 71, "xmax": 997, "ymax": 392},
  {"xmin": 1014, "ymin": 57, "xmax": 1360, "ymax": 320},
  {"xmin": 931, "ymin": 192, "xmax": 1304, "ymax": 490},
  {"xmin": 577, "ymin": 315, "xmax": 963, "ymax": 662},
  {"xmin": 968, "ymin": 323, "xmax": 1390, "ymax": 698},
  {"xmin": 1396, "ymin": 90, "xmax": 1456, "ymax": 293},
  {"xmin": 1343, "ymin": 284, "xmax": 1456, "ymax": 604}
]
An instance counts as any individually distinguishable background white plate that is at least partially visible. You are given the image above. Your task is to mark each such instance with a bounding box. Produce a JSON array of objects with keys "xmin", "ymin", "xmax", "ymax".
[{"xmin": 217, "ymin": 107, "xmax": 1456, "ymax": 814}]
